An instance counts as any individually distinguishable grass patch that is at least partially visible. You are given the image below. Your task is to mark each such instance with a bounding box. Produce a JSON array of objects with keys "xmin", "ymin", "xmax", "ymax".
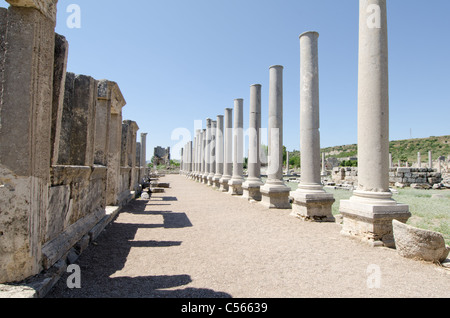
[{"xmin": 261, "ymin": 178, "xmax": 450, "ymax": 245}]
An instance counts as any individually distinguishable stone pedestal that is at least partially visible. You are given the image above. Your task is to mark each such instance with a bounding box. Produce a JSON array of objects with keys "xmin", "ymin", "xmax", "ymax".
[
  {"xmin": 260, "ymin": 66, "xmax": 291, "ymax": 209},
  {"xmin": 340, "ymin": 193, "xmax": 410, "ymax": 248},
  {"xmin": 243, "ymin": 85, "xmax": 263, "ymax": 201},
  {"xmin": 291, "ymin": 190, "xmax": 335, "ymax": 222},
  {"xmin": 339, "ymin": 0, "xmax": 410, "ymax": 247},
  {"xmin": 228, "ymin": 100, "xmax": 244, "ymax": 195}
]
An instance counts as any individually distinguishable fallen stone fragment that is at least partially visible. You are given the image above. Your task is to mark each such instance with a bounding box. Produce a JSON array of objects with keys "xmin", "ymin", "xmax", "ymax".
[{"xmin": 393, "ymin": 220, "xmax": 450, "ymax": 264}]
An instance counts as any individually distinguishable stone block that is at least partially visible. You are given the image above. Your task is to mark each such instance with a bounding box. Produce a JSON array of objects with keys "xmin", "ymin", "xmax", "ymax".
[
  {"xmin": 291, "ymin": 191, "xmax": 335, "ymax": 222},
  {"xmin": 50, "ymin": 33, "xmax": 69, "ymax": 165},
  {"xmin": 393, "ymin": 220, "xmax": 449, "ymax": 263},
  {"xmin": 6, "ymin": 0, "xmax": 58, "ymax": 23},
  {"xmin": 57, "ymin": 73, "xmax": 97, "ymax": 166},
  {"xmin": 340, "ymin": 199, "xmax": 411, "ymax": 248},
  {"xmin": 260, "ymin": 183, "xmax": 291, "ymax": 209}
]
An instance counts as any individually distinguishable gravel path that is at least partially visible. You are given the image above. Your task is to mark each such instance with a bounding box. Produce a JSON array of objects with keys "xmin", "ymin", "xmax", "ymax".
[{"xmin": 47, "ymin": 175, "xmax": 450, "ymax": 298}]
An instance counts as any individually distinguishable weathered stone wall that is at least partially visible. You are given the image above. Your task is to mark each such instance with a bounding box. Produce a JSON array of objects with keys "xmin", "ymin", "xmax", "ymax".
[
  {"xmin": 0, "ymin": 3, "xmax": 56, "ymax": 284},
  {"xmin": 0, "ymin": 0, "xmax": 144, "ymax": 285},
  {"xmin": 331, "ymin": 167, "xmax": 443, "ymax": 188},
  {"xmin": 391, "ymin": 168, "xmax": 443, "ymax": 189}
]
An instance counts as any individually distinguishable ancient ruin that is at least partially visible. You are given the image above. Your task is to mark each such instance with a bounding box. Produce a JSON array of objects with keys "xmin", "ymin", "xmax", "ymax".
[
  {"xmin": 1, "ymin": 0, "xmax": 449, "ymax": 299},
  {"xmin": 0, "ymin": 0, "xmax": 148, "ymax": 285}
]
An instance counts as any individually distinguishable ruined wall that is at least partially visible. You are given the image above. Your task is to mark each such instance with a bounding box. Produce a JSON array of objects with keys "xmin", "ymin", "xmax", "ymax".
[
  {"xmin": 0, "ymin": 3, "xmax": 56, "ymax": 284},
  {"xmin": 0, "ymin": 0, "xmax": 144, "ymax": 284},
  {"xmin": 331, "ymin": 167, "xmax": 443, "ymax": 189}
]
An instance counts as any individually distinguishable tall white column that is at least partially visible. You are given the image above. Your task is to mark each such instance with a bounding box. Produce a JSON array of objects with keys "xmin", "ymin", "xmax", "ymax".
[
  {"xmin": 203, "ymin": 119, "xmax": 212, "ymax": 184},
  {"xmin": 199, "ymin": 129, "xmax": 206, "ymax": 182},
  {"xmin": 428, "ymin": 151, "xmax": 433, "ymax": 169},
  {"xmin": 291, "ymin": 31, "xmax": 335, "ymax": 222},
  {"xmin": 286, "ymin": 150, "xmax": 290, "ymax": 175},
  {"xmin": 140, "ymin": 133, "xmax": 148, "ymax": 178},
  {"xmin": 321, "ymin": 152, "xmax": 326, "ymax": 175},
  {"xmin": 243, "ymin": 84, "xmax": 264, "ymax": 201},
  {"xmin": 194, "ymin": 130, "xmax": 200, "ymax": 178},
  {"xmin": 208, "ymin": 120, "xmax": 217, "ymax": 185},
  {"xmin": 213, "ymin": 115, "xmax": 224, "ymax": 188},
  {"xmin": 340, "ymin": 0, "xmax": 410, "ymax": 247},
  {"xmin": 417, "ymin": 152, "xmax": 421, "ymax": 168},
  {"xmin": 219, "ymin": 108, "xmax": 233, "ymax": 192},
  {"xmin": 180, "ymin": 148, "xmax": 184, "ymax": 175},
  {"xmin": 228, "ymin": 99, "xmax": 244, "ymax": 195},
  {"xmin": 260, "ymin": 65, "xmax": 291, "ymax": 209},
  {"xmin": 186, "ymin": 141, "xmax": 192, "ymax": 176}
]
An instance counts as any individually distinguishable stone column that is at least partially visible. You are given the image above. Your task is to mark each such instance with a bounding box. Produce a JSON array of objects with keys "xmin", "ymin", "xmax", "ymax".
[
  {"xmin": 191, "ymin": 134, "xmax": 197, "ymax": 179},
  {"xmin": 340, "ymin": 0, "xmax": 410, "ymax": 247},
  {"xmin": 389, "ymin": 153, "xmax": 393, "ymax": 168},
  {"xmin": 286, "ymin": 150, "xmax": 290, "ymax": 175},
  {"xmin": 141, "ymin": 133, "xmax": 148, "ymax": 177},
  {"xmin": 203, "ymin": 119, "xmax": 212, "ymax": 184},
  {"xmin": 195, "ymin": 129, "xmax": 203, "ymax": 181},
  {"xmin": 201, "ymin": 129, "xmax": 207, "ymax": 182},
  {"xmin": 228, "ymin": 99, "xmax": 245, "ymax": 195},
  {"xmin": 243, "ymin": 84, "xmax": 264, "ymax": 201},
  {"xmin": 188, "ymin": 141, "xmax": 193, "ymax": 176},
  {"xmin": 180, "ymin": 147, "xmax": 184, "ymax": 175},
  {"xmin": 0, "ymin": 0, "xmax": 58, "ymax": 283},
  {"xmin": 219, "ymin": 108, "xmax": 233, "ymax": 192},
  {"xmin": 417, "ymin": 152, "xmax": 421, "ymax": 168},
  {"xmin": 213, "ymin": 115, "xmax": 224, "ymax": 188},
  {"xmin": 428, "ymin": 151, "xmax": 433, "ymax": 169},
  {"xmin": 208, "ymin": 120, "xmax": 217, "ymax": 185},
  {"xmin": 291, "ymin": 31, "xmax": 335, "ymax": 222},
  {"xmin": 260, "ymin": 66, "xmax": 291, "ymax": 209},
  {"xmin": 321, "ymin": 153, "xmax": 326, "ymax": 175}
]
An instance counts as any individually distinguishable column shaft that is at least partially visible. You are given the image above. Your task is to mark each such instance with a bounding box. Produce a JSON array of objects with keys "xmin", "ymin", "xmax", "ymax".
[{"xmin": 229, "ymin": 99, "xmax": 244, "ymax": 195}]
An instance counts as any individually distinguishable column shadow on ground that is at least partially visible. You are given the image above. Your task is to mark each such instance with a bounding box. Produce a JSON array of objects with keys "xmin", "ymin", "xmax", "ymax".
[{"xmin": 46, "ymin": 198, "xmax": 231, "ymax": 298}]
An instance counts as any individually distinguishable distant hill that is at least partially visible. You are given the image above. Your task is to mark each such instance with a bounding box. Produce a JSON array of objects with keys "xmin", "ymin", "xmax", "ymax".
[{"xmin": 321, "ymin": 135, "xmax": 450, "ymax": 163}]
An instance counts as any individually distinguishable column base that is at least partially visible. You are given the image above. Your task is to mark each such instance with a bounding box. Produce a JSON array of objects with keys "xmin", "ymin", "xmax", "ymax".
[
  {"xmin": 207, "ymin": 174, "xmax": 215, "ymax": 186},
  {"xmin": 291, "ymin": 190, "xmax": 335, "ymax": 222},
  {"xmin": 219, "ymin": 176, "xmax": 231, "ymax": 192},
  {"xmin": 201, "ymin": 174, "xmax": 208, "ymax": 184},
  {"xmin": 242, "ymin": 179, "xmax": 263, "ymax": 202},
  {"xmin": 228, "ymin": 178, "xmax": 244, "ymax": 196},
  {"xmin": 260, "ymin": 181, "xmax": 291, "ymax": 209},
  {"xmin": 212, "ymin": 174, "xmax": 222, "ymax": 189},
  {"xmin": 339, "ymin": 192, "xmax": 411, "ymax": 248}
]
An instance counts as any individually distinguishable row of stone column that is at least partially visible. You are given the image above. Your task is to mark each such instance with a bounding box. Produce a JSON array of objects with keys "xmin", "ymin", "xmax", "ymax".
[
  {"xmin": 180, "ymin": 54, "xmax": 335, "ymax": 219},
  {"xmin": 181, "ymin": 0, "xmax": 411, "ymax": 248},
  {"xmin": 390, "ymin": 151, "xmax": 443, "ymax": 170}
]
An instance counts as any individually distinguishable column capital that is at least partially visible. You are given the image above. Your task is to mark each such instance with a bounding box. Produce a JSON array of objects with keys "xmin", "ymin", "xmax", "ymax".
[{"xmin": 299, "ymin": 31, "xmax": 319, "ymax": 39}]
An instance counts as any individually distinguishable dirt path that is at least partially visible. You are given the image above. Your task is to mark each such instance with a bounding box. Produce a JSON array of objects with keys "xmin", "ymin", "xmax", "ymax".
[{"xmin": 46, "ymin": 174, "xmax": 450, "ymax": 298}]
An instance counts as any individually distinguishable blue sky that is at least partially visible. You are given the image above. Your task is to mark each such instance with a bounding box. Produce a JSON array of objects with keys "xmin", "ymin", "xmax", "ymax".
[{"xmin": 1, "ymin": 0, "xmax": 449, "ymax": 160}]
